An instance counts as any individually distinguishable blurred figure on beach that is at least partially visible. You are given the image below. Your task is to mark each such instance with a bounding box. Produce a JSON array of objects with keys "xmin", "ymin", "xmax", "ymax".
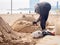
[
  {"xmin": 33, "ymin": 2, "xmax": 55, "ymax": 36},
  {"xmin": 33, "ymin": 2, "xmax": 51, "ymax": 30}
]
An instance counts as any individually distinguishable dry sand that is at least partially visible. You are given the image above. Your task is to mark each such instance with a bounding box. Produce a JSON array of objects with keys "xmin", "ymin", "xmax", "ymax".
[{"xmin": 0, "ymin": 13, "xmax": 60, "ymax": 45}]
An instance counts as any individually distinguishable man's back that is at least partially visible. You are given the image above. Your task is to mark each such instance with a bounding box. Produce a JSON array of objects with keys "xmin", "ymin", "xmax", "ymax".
[{"xmin": 35, "ymin": 2, "xmax": 51, "ymax": 15}]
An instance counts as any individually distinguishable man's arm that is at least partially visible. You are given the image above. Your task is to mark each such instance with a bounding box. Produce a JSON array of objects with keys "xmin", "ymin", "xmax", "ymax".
[
  {"xmin": 36, "ymin": 16, "xmax": 41, "ymax": 23},
  {"xmin": 32, "ymin": 15, "xmax": 40, "ymax": 25}
]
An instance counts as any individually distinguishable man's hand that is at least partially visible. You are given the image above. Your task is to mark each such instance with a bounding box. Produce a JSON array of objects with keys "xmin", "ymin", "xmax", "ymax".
[{"xmin": 32, "ymin": 21, "xmax": 38, "ymax": 26}]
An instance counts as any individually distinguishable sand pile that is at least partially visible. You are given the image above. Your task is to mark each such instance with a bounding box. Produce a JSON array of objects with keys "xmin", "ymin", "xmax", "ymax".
[
  {"xmin": 12, "ymin": 15, "xmax": 41, "ymax": 33},
  {"xmin": 0, "ymin": 17, "xmax": 38, "ymax": 45},
  {"xmin": 0, "ymin": 15, "xmax": 60, "ymax": 45}
]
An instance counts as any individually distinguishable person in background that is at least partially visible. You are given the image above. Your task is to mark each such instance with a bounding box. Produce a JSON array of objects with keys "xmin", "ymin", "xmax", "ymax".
[{"xmin": 33, "ymin": 2, "xmax": 55, "ymax": 36}]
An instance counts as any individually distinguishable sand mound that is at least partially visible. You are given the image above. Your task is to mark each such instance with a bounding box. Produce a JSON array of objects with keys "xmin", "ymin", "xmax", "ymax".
[
  {"xmin": 12, "ymin": 15, "xmax": 41, "ymax": 33},
  {"xmin": 0, "ymin": 15, "xmax": 60, "ymax": 45},
  {"xmin": 0, "ymin": 17, "xmax": 37, "ymax": 45}
]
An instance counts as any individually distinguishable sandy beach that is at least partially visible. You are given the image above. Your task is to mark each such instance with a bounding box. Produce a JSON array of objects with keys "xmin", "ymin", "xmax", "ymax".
[{"xmin": 0, "ymin": 13, "xmax": 60, "ymax": 45}]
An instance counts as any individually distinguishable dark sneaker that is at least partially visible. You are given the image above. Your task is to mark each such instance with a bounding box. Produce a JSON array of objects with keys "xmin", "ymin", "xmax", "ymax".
[{"xmin": 42, "ymin": 30, "xmax": 55, "ymax": 37}]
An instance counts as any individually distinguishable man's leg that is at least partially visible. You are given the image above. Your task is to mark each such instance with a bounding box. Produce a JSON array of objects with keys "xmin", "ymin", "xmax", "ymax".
[
  {"xmin": 40, "ymin": 16, "xmax": 47, "ymax": 30},
  {"xmin": 40, "ymin": 19, "xmax": 46, "ymax": 30},
  {"xmin": 40, "ymin": 15, "xmax": 55, "ymax": 36},
  {"xmin": 40, "ymin": 12, "xmax": 49, "ymax": 30}
]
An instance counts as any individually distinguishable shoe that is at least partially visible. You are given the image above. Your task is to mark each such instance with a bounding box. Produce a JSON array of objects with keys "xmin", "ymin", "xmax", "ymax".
[{"xmin": 42, "ymin": 30, "xmax": 55, "ymax": 37}]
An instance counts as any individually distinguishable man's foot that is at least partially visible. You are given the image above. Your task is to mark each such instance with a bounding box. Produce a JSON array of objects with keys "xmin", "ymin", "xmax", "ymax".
[{"xmin": 42, "ymin": 30, "xmax": 55, "ymax": 37}]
